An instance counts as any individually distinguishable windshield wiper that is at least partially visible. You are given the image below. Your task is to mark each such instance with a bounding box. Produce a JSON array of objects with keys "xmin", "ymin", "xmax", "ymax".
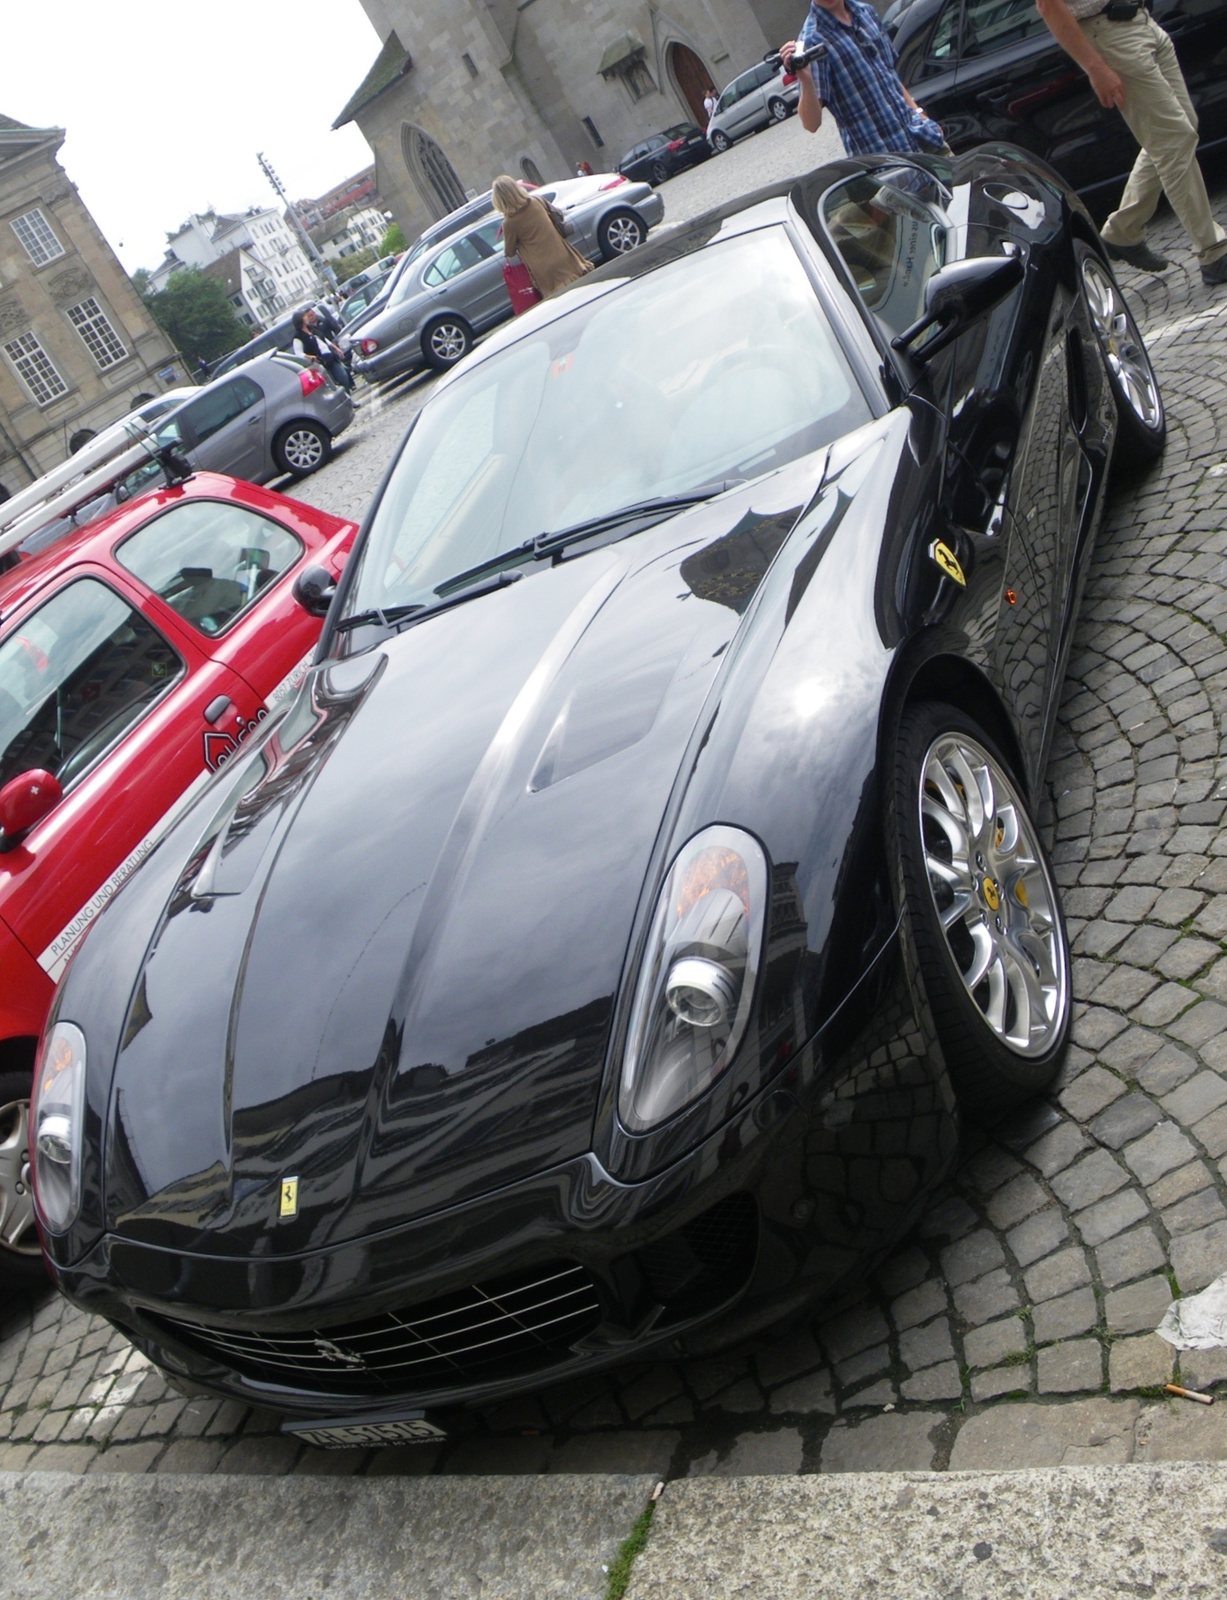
[
  {"xmin": 435, "ymin": 482, "xmax": 744, "ymax": 598},
  {"xmin": 336, "ymin": 570, "xmax": 522, "ymax": 634}
]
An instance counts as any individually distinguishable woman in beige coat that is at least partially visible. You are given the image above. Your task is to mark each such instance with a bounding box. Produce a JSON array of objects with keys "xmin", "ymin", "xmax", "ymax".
[{"xmin": 492, "ymin": 175, "xmax": 592, "ymax": 299}]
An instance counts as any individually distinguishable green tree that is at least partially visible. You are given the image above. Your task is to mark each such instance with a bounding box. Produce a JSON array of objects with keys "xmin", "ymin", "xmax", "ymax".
[
  {"xmin": 380, "ymin": 222, "xmax": 407, "ymax": 256},
  {"xmin": 335, "ymin": 247, "xmax": 378, "ymax": 285},
  {"xmin": 141, "ymin": 268, "xmax": 250, "ymax": 367}
]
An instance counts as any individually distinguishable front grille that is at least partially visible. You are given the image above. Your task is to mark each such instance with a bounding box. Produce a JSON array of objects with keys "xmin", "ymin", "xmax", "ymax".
[{"xmin": 153, "ymin": 1261, "xmax": 602, "ymax": 1398}]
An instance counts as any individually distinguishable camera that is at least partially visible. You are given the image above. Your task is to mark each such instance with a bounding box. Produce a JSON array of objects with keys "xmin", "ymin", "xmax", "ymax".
[{"xmin": 764, "ymin": 41, "xmax": 828, "ymax": 73}]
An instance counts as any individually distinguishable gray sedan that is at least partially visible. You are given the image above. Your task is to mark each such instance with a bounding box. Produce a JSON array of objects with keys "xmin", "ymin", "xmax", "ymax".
[
  {"xmin": 352, "ymin": 175, "xmax": 664, "ymax": 383},
  {"xmin": 19, "ymin": 356, "xmax": 354, "ymax": 555}
]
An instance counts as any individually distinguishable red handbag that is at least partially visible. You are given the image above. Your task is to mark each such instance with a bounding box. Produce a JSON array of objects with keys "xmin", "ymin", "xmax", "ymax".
[{"xmin": 503, "ymin": 255, "xmax": 542, "ymax": 315}]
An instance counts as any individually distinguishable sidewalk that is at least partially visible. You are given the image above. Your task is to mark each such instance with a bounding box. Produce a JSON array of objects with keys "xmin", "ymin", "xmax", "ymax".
[{"xmin": 5, "ymin": 1461, "xmax": 1227, "ymax": 1598}]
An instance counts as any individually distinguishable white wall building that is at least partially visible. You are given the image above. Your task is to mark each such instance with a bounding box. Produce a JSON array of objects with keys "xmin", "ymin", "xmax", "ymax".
[
  {"xmin": 150, "ymin": 206, "xmax": 319, "ymax": 326},
  {"xmin": 313, "ymin": 203, "xmax": 389, "ymax": 264}
]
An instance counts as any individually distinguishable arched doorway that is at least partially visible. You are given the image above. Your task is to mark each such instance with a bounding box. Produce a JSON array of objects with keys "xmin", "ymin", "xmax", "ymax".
[
  {"xmin": 402, "ymin": 124, "xmax": 467, "ymax": 220},
  {"xmin": 520, "ymin": 156, "xmax": 545, "ymax": 186},
  {"xmin": 668, "ymin": 42, "xmax": 716, "ymax": 127}
]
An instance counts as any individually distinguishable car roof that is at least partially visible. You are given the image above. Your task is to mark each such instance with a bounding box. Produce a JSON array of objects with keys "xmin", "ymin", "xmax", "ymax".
[{"xmin": 0, "ymin": 474, "xmax": 346, "ymax": 618}]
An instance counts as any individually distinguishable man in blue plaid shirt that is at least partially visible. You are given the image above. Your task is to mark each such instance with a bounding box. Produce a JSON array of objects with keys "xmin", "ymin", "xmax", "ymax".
[{"xmin": 782, "ymin": 0, "xmax": 947, "ymax": 157}]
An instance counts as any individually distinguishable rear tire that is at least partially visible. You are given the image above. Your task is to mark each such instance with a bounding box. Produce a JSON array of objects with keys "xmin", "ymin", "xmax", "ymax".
[
  {"xmin": 768, "ymin": 97, "xmax": 789, "ymax": 123},
  {"xmin": 421, "ymin": 317, "xmax": 473, "ymax": 371},
  {"xmin": 1077, "ymin": 242, "xmax": 1165, "ymax": 469},
  {"xmin": 273, "ymin": 420, "xmax": 331, "ymax": 477},
  {"xmin": 651, "ymin": 160, "xmax": 669, "ymax": 186},
  {"xmin": 598, "ymin": 209, "xmax": 647, "ymax": 260},
  {"xmin": 890, "ymin": 702, "xmax": 1070, "ymax": 1123},
  {"xmin": 0, "ymin": 1066, "xmax": 46, "ymax": 1287}
]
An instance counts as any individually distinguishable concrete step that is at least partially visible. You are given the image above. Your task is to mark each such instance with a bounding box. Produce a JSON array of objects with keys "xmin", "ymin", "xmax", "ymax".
[
  {"xmin": 628, "ymin": 1461, "xmax": 1227, "ymax": 1599},
  {"xmin": 0, "ymin": 1469, "xmax": 655, "ymax": 1600}
]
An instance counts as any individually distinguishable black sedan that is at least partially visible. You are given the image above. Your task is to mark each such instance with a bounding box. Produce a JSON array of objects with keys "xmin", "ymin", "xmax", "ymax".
[
  {"xmin": 34, "ymin": 146, "xmax": 1164, "ymax": 1445},
  {"xmin": 888, "ymin": 0, "xmax": 1227, "ymax": 205},
  {"xmin": 618, "ymin": 123, "xmax": 711, "ymax": 186}
]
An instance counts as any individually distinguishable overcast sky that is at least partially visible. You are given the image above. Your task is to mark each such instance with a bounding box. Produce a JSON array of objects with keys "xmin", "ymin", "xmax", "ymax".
[{"xmin": 6, "ymin": 0, "xmax": 384, "ymax": 274}]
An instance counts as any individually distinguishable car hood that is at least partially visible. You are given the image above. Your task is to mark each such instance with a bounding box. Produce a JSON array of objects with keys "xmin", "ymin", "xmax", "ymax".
[{"xmin": 99, "ymin": 459, "xmax": 824, "ymax": 1256}]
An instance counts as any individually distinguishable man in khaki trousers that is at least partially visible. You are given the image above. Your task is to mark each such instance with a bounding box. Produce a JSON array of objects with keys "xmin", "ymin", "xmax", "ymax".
[{"xmin": 1037, "ymin": 0, "xmax": 1227, "ymax": 283}]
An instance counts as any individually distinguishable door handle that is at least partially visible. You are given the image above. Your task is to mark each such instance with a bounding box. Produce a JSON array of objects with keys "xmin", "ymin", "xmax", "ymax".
[
  {"xmin": 976, "ymin": 87, "xmax": 1012, "ymax": 110},
  {"xmin": 203, "ymin": 694, "xmax": 233, "ymax": 725}
]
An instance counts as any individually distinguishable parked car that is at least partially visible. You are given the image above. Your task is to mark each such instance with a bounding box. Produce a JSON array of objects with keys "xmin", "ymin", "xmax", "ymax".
[
  {"xmin": 0, "ymin": 474, "xmax": 357, "ymax": 1283},
  {"xmin": 707, "ymin": 58, "xmax": 801, "ymax": 151},
  {"xmin": 888, "ymin": 0, "xmax": 1227, "ymax": 204},
  {"xmin": 341, "ymin": 254, "xmax": 400, "ymax": 298},
  {"xmin": 18, "ymin": 357, "xmax": 353, "ymax": 559},
  {"xmin": 352, "ymin": 177, "xmax": 664, "ymax": 382},
  {"xmin": 618, "ymin": 123, "xmax": 711, "ymax": 185},
  {"xmin": 209, "ymin": 317, "xmax": 298, "ymax": 381},
  {"xmin": 340, "ymin": 277, "xmax": 394, "ymax": 325},
  {"xmin": 36, "ymin": 145, "xmax": 1165, "ymax": 1436}
]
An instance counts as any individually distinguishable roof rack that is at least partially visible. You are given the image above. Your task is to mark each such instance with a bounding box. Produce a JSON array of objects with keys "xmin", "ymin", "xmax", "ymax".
[{"xmin": 0, "ymin": 419, "xmax": 166, "ymax": 563}]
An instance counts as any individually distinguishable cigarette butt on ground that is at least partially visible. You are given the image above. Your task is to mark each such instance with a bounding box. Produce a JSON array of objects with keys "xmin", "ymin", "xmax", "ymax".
[{"xmin": 1165, "ymin": 1383, "xmax": 1215, "ymax": 1405}]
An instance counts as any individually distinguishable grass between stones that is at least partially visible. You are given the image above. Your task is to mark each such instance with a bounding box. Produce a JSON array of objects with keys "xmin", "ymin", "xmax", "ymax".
[{"xmin": 605, "ymin": 1494, "xmax": 659, "ymax": 1600}]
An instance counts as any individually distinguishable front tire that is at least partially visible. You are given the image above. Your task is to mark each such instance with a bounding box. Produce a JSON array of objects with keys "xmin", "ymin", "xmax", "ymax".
[
  {"xmin": 890, "ymin": 702, "xmax": 1070, "ymax": 1122},
  {"xmin": 273, "ymin": 420, "xmax": 331, "ymax": 477},
  {"xmin": 0, "ymin": 1068, "xmax": 45, "ymax": 1286},
  {"xmin": 421, "ymin": 316, "xmax": 473, "ymax": 371},
  {"xmin": 710, "ymin": 129, "xmax": 731, "ymax": 153},
  {"xmin": 598, "ymin": 209, "xmax": 647, "ymax": 260},
  {"xmin": 1078, "ymin": 244, "xmax": 1165, "ymax": 468}
]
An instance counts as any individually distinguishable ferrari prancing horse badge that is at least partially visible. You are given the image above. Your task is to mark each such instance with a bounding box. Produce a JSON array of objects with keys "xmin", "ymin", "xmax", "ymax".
[{"xmin": 279, "ymin": 1177, "xmax": 299, "ymax": 1219}]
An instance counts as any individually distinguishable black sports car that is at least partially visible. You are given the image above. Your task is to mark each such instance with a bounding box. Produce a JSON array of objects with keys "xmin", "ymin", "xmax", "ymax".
[
  {"xmin": 617, "ymin": 123, "xmax": 711, "ymax": 186},
  {"xmin": 34, "ymin": 146, "xmax": 1164, "ymax": 1443},
  {"xmin": 888, "ymin": 0, "xmax": 1227, "ymax": 206}
]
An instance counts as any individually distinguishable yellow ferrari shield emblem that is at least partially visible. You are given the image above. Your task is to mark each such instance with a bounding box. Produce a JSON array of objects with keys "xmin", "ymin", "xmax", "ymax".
[
  {"xmin": 930, "ymin": 540, "xmax": 967, "ymax": 588},
  {"xmin": 279, "ymin": 1177, "xmax": 299, "ymax": 1219}
]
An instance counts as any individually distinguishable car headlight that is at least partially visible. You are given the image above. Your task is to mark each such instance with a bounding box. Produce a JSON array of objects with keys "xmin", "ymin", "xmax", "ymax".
[
  {"xmin": 31, "ymin": 1021, "xmax": 87, "ymax": 1234},
  {"xmin": 619, "ymin": 826, "xmax": 768, "ymax": 1133}
]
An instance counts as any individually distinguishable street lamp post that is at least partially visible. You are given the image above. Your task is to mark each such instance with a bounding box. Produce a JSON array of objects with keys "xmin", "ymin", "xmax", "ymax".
[{"xmin": 256, "ymin": 152, "xmax": 339, "ymax": 296}]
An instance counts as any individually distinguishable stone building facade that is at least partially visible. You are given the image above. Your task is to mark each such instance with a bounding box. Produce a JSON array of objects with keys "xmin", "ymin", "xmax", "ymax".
[
  {"xmin": 335, "ymin": 0, "xmax": 806, "ymax": 243},
  {"xmin": 0, "ymin": 118, "xmax": 184, "ymax": 497}
]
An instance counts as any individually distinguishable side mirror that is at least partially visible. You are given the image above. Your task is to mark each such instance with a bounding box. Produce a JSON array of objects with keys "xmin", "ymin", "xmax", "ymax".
[
  {"xmin": 157, "ymin": 442, "xmax": 194, "ymax": 486},
  {"xmin": 0, "ymin": 768, "xmax": 63, "ymax": 852},
  {"xmin": 892, "ymin": 253, "xmax": 1025, "ymax": 364},
  {"xmin": 293, "ymin": 564, "xmax": 337, "ymax": 617}
]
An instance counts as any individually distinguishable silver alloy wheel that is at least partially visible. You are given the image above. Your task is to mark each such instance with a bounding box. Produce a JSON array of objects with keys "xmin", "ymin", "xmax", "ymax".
[
  {"xmin": 919, "ymin": 734, "xmax": 1068, "ymax": 1058},
  {"xmin": 605, "ymin": 214, "xmax": 644, "ymax": 254},
  {"xmin": 712, "ymin": 131, "xmax": 730, "ymax": 152},
  {"xmin": 769, "ymin": 97, "xmax": 788, "ymax": 122},
  {"xmin": 0, "ymin": 1097, "xmax": 39, "ymax": 1259},
  {"xmin": 282, "ymin": 427, "xmax": 324, "ymax": 472},
  {"xmin": 1081, "ymin": 256, "xmax": 1162, "ymax": 431},
  {"xmin": 429, "ymin": 322, "xmax": 468, "ymax": 363}
]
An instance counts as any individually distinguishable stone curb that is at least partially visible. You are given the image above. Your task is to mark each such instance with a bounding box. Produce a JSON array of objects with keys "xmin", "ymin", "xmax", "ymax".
[
  {"xmin": 0, "ymin": 1470, "xmax": 656, "ymax": 1600},
  {"xmin": 627, "ymin": 1461, "xmax": 1227, "ymax": 1598}
]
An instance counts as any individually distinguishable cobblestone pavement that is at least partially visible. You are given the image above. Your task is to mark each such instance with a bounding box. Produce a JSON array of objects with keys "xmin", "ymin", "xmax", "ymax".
[{"xmin": 6, "ymin": 184, "xmax": 1227, "ymax": 1483}]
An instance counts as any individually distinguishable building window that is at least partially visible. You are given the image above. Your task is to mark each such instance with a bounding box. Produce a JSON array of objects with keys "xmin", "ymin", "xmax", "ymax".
[
  {"xmin": 11, "ymin": 208, "xmax": 65, "ymax": 268},
  {"xmin": 66, "ymin": 297, "xmax": 128, "ymax": 370},
  {"xmin": 4, "ymin": 331, "xmax": 69, "ymax": 405},
  {"xmin": 402, "ymin": 124, "xmax": 467, "ymax": 219},
  {"xmin": 581, "ymin": 117, "xmax": 605, "ymax": 149}
]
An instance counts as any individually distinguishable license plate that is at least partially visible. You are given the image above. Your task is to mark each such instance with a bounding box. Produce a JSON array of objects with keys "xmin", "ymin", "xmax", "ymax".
[{"xmin": 283, "ymin": 1414, "xmax": 448, "ymax": 1449}]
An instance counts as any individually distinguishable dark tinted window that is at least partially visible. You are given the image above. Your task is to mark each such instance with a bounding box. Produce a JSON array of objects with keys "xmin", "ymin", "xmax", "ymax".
[
  {"xmin": 185, "ymin": 377, "xmax": 262, "ymax": 444},
  {"xmin": 962, "ymin": 0, "xmax": 1048, "ymax": 56},
  {"xmin": 0, "ymin": 578, "xmax": 181, "ymax": 790},
  {"xmin": 118, "ymin": 499, "xmax": 302, "ymax": 636}
]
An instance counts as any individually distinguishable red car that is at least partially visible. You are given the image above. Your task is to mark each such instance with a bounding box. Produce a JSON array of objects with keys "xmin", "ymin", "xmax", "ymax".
[{"xmin": 0, "ymin": 473, "xmax": 355, "ymax": 1283}]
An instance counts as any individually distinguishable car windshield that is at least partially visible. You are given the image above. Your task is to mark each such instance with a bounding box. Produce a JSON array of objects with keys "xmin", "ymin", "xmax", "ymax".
[{"xmin": 345, "ymin": 225, "xmax": 870, "ymax": 619}]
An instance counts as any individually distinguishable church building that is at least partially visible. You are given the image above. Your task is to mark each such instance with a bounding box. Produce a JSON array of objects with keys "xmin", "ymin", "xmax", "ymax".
[{"xmin": 335, "ymin": 1, "xmax": 804, "ymax": 242}]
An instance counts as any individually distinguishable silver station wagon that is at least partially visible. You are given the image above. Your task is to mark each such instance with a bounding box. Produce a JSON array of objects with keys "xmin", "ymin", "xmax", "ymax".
[
  {"xmin": 352, "ymin": 175, "xmax": 664, "ymax": 383},
  {"xmin": 706, "ymin": 59, "xmax": 801, "ymax": 151}
]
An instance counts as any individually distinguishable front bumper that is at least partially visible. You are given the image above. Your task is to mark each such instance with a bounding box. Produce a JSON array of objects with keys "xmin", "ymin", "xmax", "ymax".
[{"xmin": 54, "ymin": 928, "xmax": 957, "ymax": 1421}]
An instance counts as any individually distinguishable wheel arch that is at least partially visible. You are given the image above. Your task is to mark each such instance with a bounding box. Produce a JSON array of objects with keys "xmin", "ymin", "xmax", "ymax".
[
  {"xmin": 0, "ymin": 1036, "xmax": 37, "ymax": 1077},
  {"xmin": 881, "ymin": 646, "xmax": 1031, "ymax": 803}
]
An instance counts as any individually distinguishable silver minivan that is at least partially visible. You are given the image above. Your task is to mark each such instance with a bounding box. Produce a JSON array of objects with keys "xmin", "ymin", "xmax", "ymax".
[{"xmin": 707, "ymin": 60, "xmax": 801, "ymax": 151}]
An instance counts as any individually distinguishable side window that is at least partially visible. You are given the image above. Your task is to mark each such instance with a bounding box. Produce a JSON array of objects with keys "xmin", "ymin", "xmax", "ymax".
[
  {"xmin": 0, "ymin": 578, "xmax": 182, "ymax": 791},
  {"xmin": 753, "ymin": 61, "xmax": 776, "ymax": 89},
  {"xmin": 719, "ymin": 81, "xmax": 741, "ymax": 111},
  {"xmin": 897, "ymin": 0, "xmax": 963, "ymax": 80},
  {"xmin": 423, "ymin": 235, "xmax": 485, "ymax": 287},
  {"xmin": 821, "ymin": 168, "xmax": 950, "ymax": 337},
  {"xmin": 116, "ymin": 499, "xmax": 303, "ymax": 637},
  {"xmin": 473, "ymin": 218, "xmax": 505, "ymax": 253},
  {"xmin": 184, "ymin": 378, "xmax": 261, "ymax": 445},
  {"xmin": 962, "ymin": 0, "xmax": 1049, "ymax": 57}
]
